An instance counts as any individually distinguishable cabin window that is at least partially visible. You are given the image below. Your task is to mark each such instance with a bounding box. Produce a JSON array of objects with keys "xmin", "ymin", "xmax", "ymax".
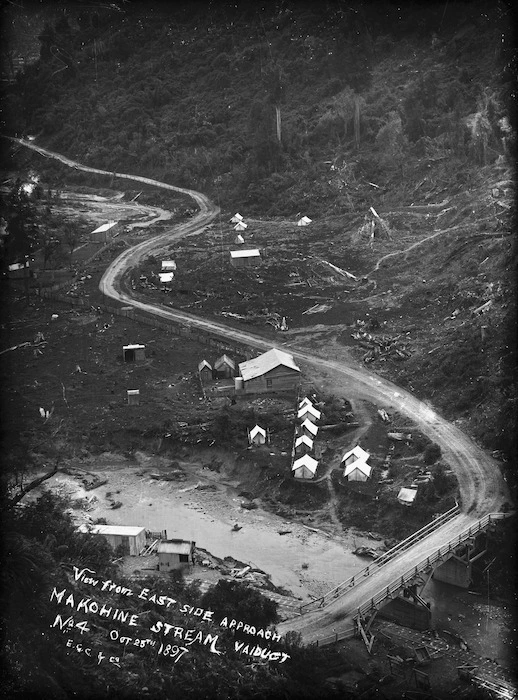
[
  {"xmin": 179, "ymin": 554, "xmax": 189, "ymax": 563},
  {"xmin": 266, "ymin": 379, "xmax": 273, "ymax": 388}
]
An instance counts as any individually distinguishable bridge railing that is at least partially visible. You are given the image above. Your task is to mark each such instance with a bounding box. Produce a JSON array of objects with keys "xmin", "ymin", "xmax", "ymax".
[
  {"xmin": 354, "ymin": 511, "xmax": 512, "ymax": 622},
  {"xmin": 300, "ymin": 503, "xmax": 460, "ymax": 613}
]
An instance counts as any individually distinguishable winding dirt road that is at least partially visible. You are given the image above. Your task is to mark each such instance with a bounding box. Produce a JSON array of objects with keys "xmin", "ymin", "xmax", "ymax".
[{"xmin": 11, "ymin": 138, "xmax": 511, "ymax": 642}]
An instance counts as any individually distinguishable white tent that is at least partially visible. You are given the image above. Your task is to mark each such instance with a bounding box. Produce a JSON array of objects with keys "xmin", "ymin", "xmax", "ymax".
[
  {"xmin": 294, "ymin": 435, "xmax": 313, "ymax": 455},
  {"xmin": 159, "ymin": 272, "xmax": 174, "ymax": 283},
  {"xmin": 299, "ymin": 419, "xmax": 318, "ymax": 438},
  {"xmin": 234, "ymin": 221, "xmax": 248, "ymax": 231},
  {"xmin": 249, "ymin": 425, "xmax": 266, "ymax": 445},
  {"xmin": 298, "ymin": 397, "xmax": 313, "ymax": 409},
  {"xmin": 231, "ymin": 213, "xmax": 244, "ymax": 223},
  {"xmin": 292, "ymin": 454, "xmax": 318, "ymax": 480},
  {"xmin": 341, "ymin": 445, "xmax": 370, "ymax": 467},
  {"xmin": 344, "ymin": 461, "xmax": 372, "ymax": 482},
  {"xmin": 161, "ymin": 260, "xmax": 177, "ymax": 271},
  {"xmin": 297, "ymin": 216, "xmax": 312, "ymax": 226},
  {"xmin": 234, "ymin": 233, "xmax": 245, "ymax": 244},
  {"xmin": 297, "ymin": 404, "xmax": 321, "ymax": 423}
]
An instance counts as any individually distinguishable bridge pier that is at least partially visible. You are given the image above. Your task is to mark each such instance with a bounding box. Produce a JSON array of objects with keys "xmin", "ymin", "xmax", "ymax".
[
  {"xmin": 379, "ymin": 585, "xmax": 432, "ymax": 631},
  {"xmin": 432, "ymin": 534, "xmax": 487, "ymax": 589}
]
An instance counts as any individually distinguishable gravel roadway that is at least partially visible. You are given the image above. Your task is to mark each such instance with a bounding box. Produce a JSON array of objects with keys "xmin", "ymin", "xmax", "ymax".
[{"xmin": 12, "ymin": 138, "xmax": 512, "ymax": 643}]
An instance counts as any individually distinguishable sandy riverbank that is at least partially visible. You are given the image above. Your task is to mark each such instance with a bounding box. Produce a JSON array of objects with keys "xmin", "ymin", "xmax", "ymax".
[{"xmin": 41, "ymin": 449, "xmax": 380, "ymax": 601}]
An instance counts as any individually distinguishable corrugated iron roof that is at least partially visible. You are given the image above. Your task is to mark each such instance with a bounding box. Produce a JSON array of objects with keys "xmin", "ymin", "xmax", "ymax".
[
  {"xmin": 158, "ymin": 540, "xmax": 193, "ymax": 555},
  {"xmin": 198, "ymin": 359, "xmax": 212, "ymax": 371},
  {"xmin": 78, "ymin": 524, "xmax": 145, "ymax": 537},
  {"xmin": 239, "ymin": 348, "xmax": 300, "ymax": 382},
  {"xmin": 215, "ymin": 354, "xmax": 235, "ymax": 369},
  {"xmin": 230, "ymin": 248, "xmax": 260, "ymax": 258}
]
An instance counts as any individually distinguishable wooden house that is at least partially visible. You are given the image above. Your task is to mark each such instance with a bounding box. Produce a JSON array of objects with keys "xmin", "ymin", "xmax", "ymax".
[
  {"xmin": 292, "ymin": 454, "xmax": 318, "ymax": 480},
  {"xmin": 238, "ymin": 348, "xmax": 300, "ymax": 394},
  {"xmin": 294, "ymin": 434, "xmax": 313, "ymax": 456},
  {"xmin": 341, "ymin": 445, "xmax": 370, "ymax": 468},
  {"xmin": 161, "ymin": 260, "xmax": 177, "ymax": 271},
  {"xmin": 230, "ymin": 249, "xmax": 261, "ymax": 268},
  {"xmin": 158, "ymin": 539, "xmax": 195, "ymax": 571},
  {"xmin": 78, "ymin": 524, "xmax": 146, "ymax": 556},
  {"xmin": 214, "ymin": 354, "xmax": 235, "ymax": 378},
  {"xmin": 198, "ymin": 359, "xmax": 213, "ymax": 383},
  {"xmin": 249, "ymin": 425, "xmax": 266, "ymax": 446},
  {"xmin": 297, "ymin": 404, "xmax": 321, "ymax": 424}
]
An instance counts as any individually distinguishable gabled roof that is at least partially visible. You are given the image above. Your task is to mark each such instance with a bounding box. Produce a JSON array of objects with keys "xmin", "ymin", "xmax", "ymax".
[
  {"xmin": 214, "ymin": 354, "xmax": 235, "ymax": 369},
  {"xmin": 159, "ymin": 272, "xmax": 174, "ymax": 283},
  {"xmin": 230, "ymin": 248, "xmax": 260, "ymax": 259},
  {"xmin": 234, "ymin": 234, "xmax": 245, "ymax": 244},
  {"xmin": 341, "ymin": 445, "xmax": 370, "ymax": 464},
  {"xmin": 161, "ymin": 260, "xmax": 177, "ymax": 270},
  {"xmin": 123, "ymin": 344, "xmax": 145, "ymax": 350},
  {"xmin": 231, "ymin": 213, "xmax": 243, "ymax": 222},
  {"xmin": 292, "ymin": 454, "xmax": 318, "ymax": 474},
  {"xmin": 198, "ymin": 359, "xmax": 212, "ymax": 372},
  {"xmin": 238, "ymin": 348, "xmax": 300, "ymax": 382},
  {"xmin": 297, "ymin": 404, "xmax": 321, "ymax": 421},
  {"xmin": 298, "ymin": 397, "xmax": 313, "ymax": 409},
  {"xmin": 78, "ymin": 524, "xmax": 145, "ymax": 537},
  {"xmin": 295, "ymin": 435, "xmax": 313, "ymax": 449},
  {"xmin": 250, "ymin": 425, "xmax": 266, "ymax": 439},
  {"xmin": 234, "ymin": 221, "xmax": 248, "ymax": 231},
  {"xmin": 300, "ymin": 419, "xmax": 318, "ymax": 436},
  {"xmin": 344, "ymin": 461, "xmax": 372, "ymax": 478},
  {"xmin": 297, "ymin": 216, "xmax": 312, "ymax": 226},
  {"xmin": 91, "ymin": 221, "xmax": 118, "ymax": 234}
]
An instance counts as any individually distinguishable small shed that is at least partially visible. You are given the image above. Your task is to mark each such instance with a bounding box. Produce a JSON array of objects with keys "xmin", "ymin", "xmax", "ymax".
[
  {"xmin": 234, "ymin": 221, "xmax": 248, "ymax": 231},
  {"xmin": 123, "ymin": 344, "xmax": 146, "ymax": 362},
  {"xmin": 230, "ymin": 249, "xmax": 261, "ymax": 268},
  {"xmin": 249, "ymin": 425, "xmax": 266, "ymax": 446},
  {"xmin": 78, "ymin": 524, "xmax": 146, "ymax": 556},
  {"xmin": 341, "ymin": 445, "xmax": 370, "ymax": 467},
  {"xmin": 158, "ymin": 539, "xmax": 195, "ymax": 572},
  {"xmin": 214, "ymin": 354, "xmax": 235, "ymax": 378},
  {"xmin": 8, "ymin": 260, "xmax": 30, "ymax": 279},
  {"xmin": 294, "ymin": 434, "xmax": 313, "ymax": 456},
  {"xmin": 292, "ymin": 454, "xmax": 318, "ymax": 480},
  {"xmin": 127, "ymin": 389, "xmax": 140, "ymax": 406},
  {"xmin": 231, "ymin": 213, "xmax": 244, "ymax": 223},
  {"xmin": 344, "ymin": 461, "xmax": 372, "ymax": 482},
  {"xmin": 299, "ymin": 418, "xmax": 318, "ymax": 439},
  {"xmin": 297, "ymin": 216, "xmax": 312, "ymax": 227},
  {"xmin": 297, "ymin": 404, "xmax": 321, "ymax": 424},
  {"xmin": 159, "ymin": 272, "xmax": 175, "ymax": 285},
  {"xmin": 397, "ymin": 487, "xmax": 418, "ymax": 506},
  {"xmin": 161, "ymin": 260, "xmax": 177, "ymax": 271},
  {"xmin": 91, "ymin": 221, "xmax": 119, "ymax": 242},
  {"xmin": 234, "ymin": 233, "xmax": 245, "ymax": 245},
  {"xmin": 198, "ymin": 359, "xmax": 213, "ymax": 383}
]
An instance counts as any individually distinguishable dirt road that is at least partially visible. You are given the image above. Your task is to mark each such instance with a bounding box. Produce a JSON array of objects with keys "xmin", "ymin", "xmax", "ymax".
[{"xmin": 12, "ymin": 138, "xmax": 511, "ymax": 642}]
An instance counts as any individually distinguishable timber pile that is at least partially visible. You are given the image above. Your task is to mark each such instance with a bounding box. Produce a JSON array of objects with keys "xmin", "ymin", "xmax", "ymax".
[{"xmin": 351, "ymin": 329, "xmax": 412, "ymax": 363}]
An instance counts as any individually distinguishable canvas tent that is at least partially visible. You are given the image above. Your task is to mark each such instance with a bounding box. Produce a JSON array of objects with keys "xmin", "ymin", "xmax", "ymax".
[
  {"xmin": 341, "ymin": 445, "xmax": 370, "ymax": 467},
  {"xmin": 299, "ymin": 418, "xmax": 318, "ymax": 438},
  {"xmin": 298, "ymin": 397, "xmax": 314, "ymax": 409},
  {"xmin": 297, "ymin": 216, "xmax": 312, "ymax": 226},
  {"xmin": 344, "ymin": 461, "xmax": 372, "ymax": 481},
  {"xmin": 234, "ymin": 233, "xmax": 245, "ymax": 244},
  {"xmin": 292, "ymin": 454, "xmax": 318, "ymax": 480},
  {"xmin": 231, "ymin": 213, "xmax": 243, "ymax": 223},
  {"xmin": 234, "ymin": 221, "xmax": 248, "ymax": 231},
  {"xmin": 249, "ymin": 425, "xmax": 266, "ymax": 445},
  {"xmin": 297, "ymin": 404, "xmax": 321, "ymax": 423},
  {"xmin": 294, "ymin": 434, "xmax": 313, "ymax": 455},
  {"xmin": 159, "ymin": 272, "xmax": 174, "ymax": 284}
]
